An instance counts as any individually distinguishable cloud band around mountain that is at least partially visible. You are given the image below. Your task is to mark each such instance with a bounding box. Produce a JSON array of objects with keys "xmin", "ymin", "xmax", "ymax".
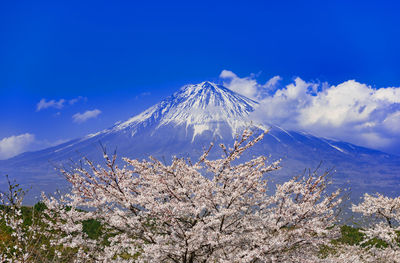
[{"xmin": 220, "ymin": 70, "xmax": 400, "ymax": 155}]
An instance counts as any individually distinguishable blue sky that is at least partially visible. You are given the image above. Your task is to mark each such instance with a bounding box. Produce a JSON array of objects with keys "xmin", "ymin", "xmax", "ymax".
[{"xmin": 1, "ymin": 0, "xmax": 400, "ymax": 158}]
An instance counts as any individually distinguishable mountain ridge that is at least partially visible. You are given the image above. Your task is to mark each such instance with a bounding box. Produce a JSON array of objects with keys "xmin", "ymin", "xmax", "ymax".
[
  {"xmin": 1, "ymin": 81, "xmax": 400, "ymax": 203},
  {"xmin": 88, "ymin": 81, "xmax": 260, "ymax": 141}
]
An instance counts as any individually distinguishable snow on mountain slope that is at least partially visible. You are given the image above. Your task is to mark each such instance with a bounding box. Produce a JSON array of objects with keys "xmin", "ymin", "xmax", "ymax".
[
  {"xmin": 1, "ymin": 81, "xmax": 400, "ymax": 203},
  {"xmin": 45, "ymin": 81, "xmax": 261, "ymax": 158},
  {"xmin": 108, "ymin": 81, "xmax": 259, "ymax": 140}
]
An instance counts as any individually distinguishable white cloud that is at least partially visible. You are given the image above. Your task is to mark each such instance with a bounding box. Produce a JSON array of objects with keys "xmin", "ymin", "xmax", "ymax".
[
  {"xmin": 72, "ymin": 109, "xmax": 101, "ymax": 123},
  {"xmin": 69, "ymin": 96, "xmax": 87, "ymax": 105},
  {"xmin": 0, "ymin": 133, "xmax": 69, "ymax": 160},
  {"xmin": 0, "ymin": 133, "xmax": 35, "ymax": 160},
  {"xmin": 219, "ymin": 70, "xmax": 237, "ymax": 79},
  {"xmin": 36, "ymin": 98, "xmax": 65, "ymax": 111},
  {"xmin": 36, "ymin": 96, "xmax": 86, "ymax": 111},
  {"xmin": 221, "ymin": 70, "xmax": 400, "ymax": 155},
  {"xmin": 383, "ymin": 111, "xmax": 400, "ymax": 134},
  {"xmin": 220, "ymin": 70, "xmax": 281, "ymax": 100},
  {"xmin": 265, "ymin": 76, "xmax": 282, "ymax": 90}
]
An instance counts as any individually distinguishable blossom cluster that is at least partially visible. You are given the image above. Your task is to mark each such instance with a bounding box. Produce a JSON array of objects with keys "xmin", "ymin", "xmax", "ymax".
[
  {"xmin": 40, "ymin": 130, "xmax": 343, "ymax": 262},
  {"xmin": 1, "ymin": 129, "xmax": 400, "ymax": 262}
]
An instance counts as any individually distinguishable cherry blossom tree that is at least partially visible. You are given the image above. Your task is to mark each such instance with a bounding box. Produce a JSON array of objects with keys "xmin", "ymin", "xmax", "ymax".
[
  {"xmin": 0, "ymin": 176, "xmax": 57, "ymax": 262},
  {"xmin": 5, "ymin": 129, "xmax": 400, "ymax": 262},
  {"xmin": 351, "ymin": 193, "xmax": 400, "ymax": 262},
  {"xmin": 41, "ymin": 129, "xmax": 344, "ymax": 262}
]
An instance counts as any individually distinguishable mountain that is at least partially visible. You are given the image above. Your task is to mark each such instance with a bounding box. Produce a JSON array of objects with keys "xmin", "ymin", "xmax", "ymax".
[{"xmin": 1, "ymin": 81, "xmax": 400, "ymax": 202}]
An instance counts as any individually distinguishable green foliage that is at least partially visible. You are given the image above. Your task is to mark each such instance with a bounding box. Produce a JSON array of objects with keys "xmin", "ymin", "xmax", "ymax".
[
  {"xmin": 34, "ymin": 201, "xmax": 47, "ymax": 212},
  {"xmin": 82, "ymin": 219, "xmax": 102, "ymax": 240},
  {"xmin": 335, "ymin": 225, "xmax": 365, "ymax": 246},
  {"xmin": 335, "ymin": 225, "xmax": 388, "ymax": 248}
]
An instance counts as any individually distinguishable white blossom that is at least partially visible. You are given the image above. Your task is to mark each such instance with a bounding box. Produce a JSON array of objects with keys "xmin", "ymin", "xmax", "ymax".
[{"xmin": 41, "ymin": 129, "xmax": 343, "ymax": 262}]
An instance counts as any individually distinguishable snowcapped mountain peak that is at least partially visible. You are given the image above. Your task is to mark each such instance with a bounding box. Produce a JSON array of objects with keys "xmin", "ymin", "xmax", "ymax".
[
  {"xmin": 5, "ymin": 81, "xmax": 400, "ymax": 203},
  {"xmin": 113, "ymin": 81, "xmax": 259, "ymax": 140},
  {"xmin": 174, "ymin": 81, "xmax": 257, "ymax": 110}
]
